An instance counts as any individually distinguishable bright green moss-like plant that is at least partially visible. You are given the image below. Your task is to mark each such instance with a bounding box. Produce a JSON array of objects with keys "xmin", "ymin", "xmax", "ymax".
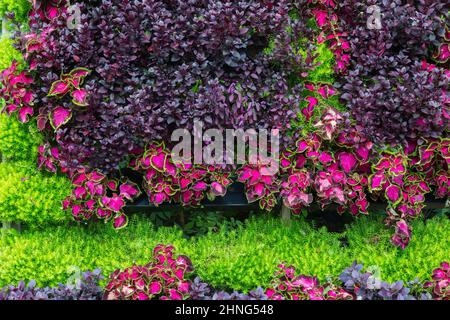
[
  {"xmin": 345, "ymin": 214, "xmax": 450, "ymax": 283},
  {"xmin": 0, "ymin": 113, "xmax": 42, "ymax": 162},
  {"xmin": 0, "ymin": 161, "xmax": 72, "ymax": 226},
  {"xmin": 0, "ymin": 0, "xmax": 31, "ymax": 24},
  {"xmin": 0, "ymin": 215, "xmax": 447, "ymax": 291},
  {"xmin": 0, "ymin": 37, "xmax": 24, "ymax": 71}
]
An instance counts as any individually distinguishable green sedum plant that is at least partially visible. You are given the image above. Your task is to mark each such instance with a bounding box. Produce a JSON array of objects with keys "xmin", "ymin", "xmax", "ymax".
[
  {"xmin": 0, "ymin": 0, "xmax": 31, "ymax": 24},
  {"xmin": 345, "ymin": 214, "xmax": 450, "ymax": 283},
  {"xmin": 0, "ymin": 161, "xmax": 72, "ymax": 226},
  {"xmin": 0, "ymin": 112, "xmax": 42, "ymax": 162},
  {"xmin": 0, "ymin": 37, "xmax": 24, "ymax": 72},
  {"xmin": 0, "ymin": 215, "xmax": 448, "ymax": 291}
]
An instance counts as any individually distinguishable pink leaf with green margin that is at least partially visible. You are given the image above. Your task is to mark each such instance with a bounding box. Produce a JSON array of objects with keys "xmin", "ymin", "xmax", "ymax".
[
  {"xmin": 192, "ymin": 181, "xmax": 208, "ymax": 192},
  {"xmin": 119, "ymin": 182, "xmax": 141, "ymax": 200},
  {"xmin": 104, "ymin": 195, "xmax": 125, "ymax": 212},
  {"xmin": 89, "ymin": 171, "xmax": 106, "ymax": 182},
  {"xmin": 73, "ymin": 186, "xmax": 87, "ymax": 200},
  {"xmin": 355, "ymin": 145, "xmax": 371, "ymax": 162},
  {"xmin": 71, "ymin": 204, "xmax": 82, "ymax": 217},
  {"xmin": 210, "ymin": 182, "xmax": 226, "ymax": 197},
  {"xmin": 318, "ymin": 151, "xmax": 333, "ymax": 164},
  {"xmin": 254, "ymin": 183, "xmax": 265, "ymax": 198},
  {"xmin": 296, "ymin": 140, "xmax": 309, "ymax": 153},
  {"xmin": 178, "ymin": 281, "xmax": 190, "ymax": 293},
  {"xmin": 113, "ymin": 214, "xmax": 128, "ymax": 229},
  {"xmin": 5, "ymin": 104, "xmax": 18, "ymax": 114},
  {"xmin": 137, "ymin": 293, "xmax": 149, "ymax": 300},
  {"xmin": 312, "ymin": 9, "xmax": 328, "ymax": 27},
  {"xmin": 150, "ymin": 153, "xmax": 167, "ymax": 172},
  {"xmin": 48, "ymin": 80, "xmax": 71, "ymax": 96},
  {"xmin": 18, "ymin": 106, "xmax": 33, "ymax": 123},
  {"xmin": 338, "ymin": 152, "xmax": 358, "ymax": 173},
  {"xmin": 149, "ymin": 281, "xmax": 162, "ymax": 295},
  {"xmin": 71, "ymin": 89, "xmax": 89, "ymax": 106},
  {"xmin": 373, "ymin": 158, "xmax": 391, "ymax": 171},
  {"xmin": 169, "ymin": 289, "xmax": 182, "ymax": 300},
  {"xmin": 152, "ymin": 192, "xmax": 166, "ymax": 206},
  {"xmin": 385, "ymin": 184, "xmax": 403, "ymax": 206},
  {"xmin": 369, "ymin": 173, "xmax": 386, "ymax": 191},
  {"xmin": 50, "ymin": 106, "xmax": 72, "ymax": 129},
  {"xmin": 69, "ymin": 67, "xmax": 91, "ymax": 88},
  {"xmin": 107, "ymin": 180, "xmax": 118, "ymax": 191},
  {"xmin": 96, "ymin": 208, "xmax": 111, "ymax": 219},
  {"xmin": 86, "ymin": 199, "xmax": 96, "ymax": 211}
]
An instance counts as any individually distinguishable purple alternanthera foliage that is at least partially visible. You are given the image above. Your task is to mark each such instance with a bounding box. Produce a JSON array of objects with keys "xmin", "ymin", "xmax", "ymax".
[
  {"xmin": 0, "ymin": 270, "xmax": 104, "ymax": 300},
  {"xmin": 339, "ymin": 262, "xmax": 422, "ymax": 300},
  {"xmin": 338, "ymin": 0, "xmax": 449, "ymax": 145},
  {"xmin": 23, "ymin": 0, "xmax": 315, "ymax": 172},
  {"xmin": 189, "ymin": 277, "xmax": 268, "ymax": 300}
]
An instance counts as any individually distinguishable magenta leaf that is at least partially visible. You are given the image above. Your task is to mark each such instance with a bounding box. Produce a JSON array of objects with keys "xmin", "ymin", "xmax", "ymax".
[
  {"xmin": 71, "ymin": 89, "xmax": 89, "ymax": 106},
  {"xmin": 369, "ymin": 173, "xmax": 386, "ymax": 191},
  {"xmin": 338, "ymin": 152, "xmax": 358, "ymax": 173},
  {"xmin": 48, "ymin": 80, "xmax": 71, "ymax": 96},
  {"xmin": 119, "ymin": 182, "xmax": 141, "ymax": 200},
  {"xmin": 385, "ymin": 184, "xmax": 403, "ymax": 206},
  {"xmin": 18, "ymin": 106, "xmax": 33, "ymax": 123},
  {"xmin": 149, "ymin": 281, "xmax": 162, "ymax": 295},
  {"xmin": 113, "ymin": 214, "xmax": 128, "ymax": 229},
  {"xmin": 49, "ymin": 106, "xmax": 72, "ymax": 130}
]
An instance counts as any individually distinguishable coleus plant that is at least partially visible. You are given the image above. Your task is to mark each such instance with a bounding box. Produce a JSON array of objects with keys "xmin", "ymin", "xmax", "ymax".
[
  {"xmin": 369, "ymin": 138, "xmax": 450, "ymax": 248},
  {"xmin": 63, "ymin": 169, "xmax": 141, "ymax": 229},
  {"xmin": 307, "ymin": 0, "xmax": 350, "ymax": 74},
  {"xmin": 237, "ymin": 155, "xmax": 281, "ymax": 211},
  {"xmin": 265, "ymin": 263, "xmax": 353, "ymax": 300},
  {"xmin": 104, "ymin": 245, "xmax": 193, "ymax": 300},
  {"xmin": 0, "ymin": 62, "xmax": 34, "ymax": 123},
  {"xmin": 13, "ymin": 0, "xmax": 319, "ymax": 173},
  {"xmin": 131, "ymin": 142, "xmax": 232, "ymax": 207},
  {"xmin": 423, "ymin": 262, "xmax": 450, "ymax": 300}
]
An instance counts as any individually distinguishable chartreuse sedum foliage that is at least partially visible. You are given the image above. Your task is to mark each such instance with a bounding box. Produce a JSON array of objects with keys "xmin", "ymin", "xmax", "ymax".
[
  {"xmin": 187, "ymin": 216, "xmax": 347, "ymax": 291},
  {"xmin": 0, "ymin": 161, "xmax": 72, "ymax": 226},
  {"xmin": 0, "ymin": 37, "xmax": 24, "ymax": 71},
  {"xmin": 0, "ymin": 112, "xmax": 42, "ymax": 162},
  {"xmin": 345, "ymin": 214, "xmax": 450, "ymax": 284},
  {"xmin": 0, "ymin": 0, "xmax": 31, "ymax": 24},
  {"xmin": 0, "ymin": 215, "xmax": 448, "ymax": 291}
]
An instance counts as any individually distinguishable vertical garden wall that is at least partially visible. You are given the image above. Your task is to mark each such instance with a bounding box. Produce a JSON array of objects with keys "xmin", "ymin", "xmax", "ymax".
[{"xmin": 0, "ymin": 0, "xmax": 448, "ymax": 301}]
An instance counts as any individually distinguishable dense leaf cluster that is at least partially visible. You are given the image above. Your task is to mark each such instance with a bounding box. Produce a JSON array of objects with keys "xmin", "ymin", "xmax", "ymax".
[
  {"xmin": 24, "ymin": 0, "xmax": 316, "ymax": 172},
  {"xmin": 338, "ymin": 0, "xmax": 449, "ymax": 145}
]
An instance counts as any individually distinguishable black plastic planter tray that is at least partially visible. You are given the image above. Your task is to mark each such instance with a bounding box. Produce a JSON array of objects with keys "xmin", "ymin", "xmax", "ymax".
[
  {"xmin": 124, "ymin": 182, "xmax": 264, "ymax": 214},
  {"xmin": 124, "ymin": 182, "xmax": 447, "ymax": 214}
]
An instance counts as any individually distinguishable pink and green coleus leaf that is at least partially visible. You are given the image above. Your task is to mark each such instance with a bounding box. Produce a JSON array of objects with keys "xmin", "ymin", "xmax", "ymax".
[
  {"xmin": 385, "ymin": 184, "xmax": 403, "ymax": 206},
  {"xmin": 71, "ymin": 89, "xmax": 89, "ymax": 107},
  {"xmin": 149, "ymin": 281, "xmax": 162, "ymax": 295},
  {"xmin": 18, "ymin": 106, "xmax": 33, "ymax": 123},
  {"xmin": 389, "ymin": 158, "xmax": 407, "ymax": 176},
  {"xmin": 210, "ymin": 181, "xmax": 227, "ymax": 197},
  {"xmin": 49, "ymin": 106, "xmax": 72, "ymax": 130},
  {"xmin": 102, "ymin": 195, "xmax": 125, "ymax": 212},
  {"xmin": 48, "ymin": 80, "xmax": 71, "ymax": 96},
  {"xmin": 150, "ymin": 152, "xmax": 167, "ymax": 172},
  {"xmin": 119, "ymin": 182, "xmax": 141, "ymax": 200},
  {"xmin": 337, "ymin": 152, "xmax": 358, "ymax": 174},
  {"xmin": 68, "ymin": 67, "xmax": 91, "ymax": 88},
  {"xmin": 369, "ymin": 173, "xmax": 387, "ymax": 192},
  {"xmin": 113, "ymin": 214, "xmax": 128, "ymax": 230}
]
